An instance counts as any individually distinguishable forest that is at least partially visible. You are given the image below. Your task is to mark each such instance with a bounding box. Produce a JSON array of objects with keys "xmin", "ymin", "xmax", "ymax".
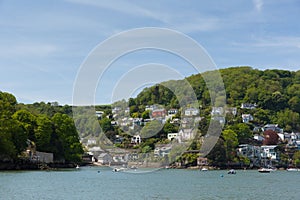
[{"xmin": 0, "ymin": 92, "xmax": 83, "ymax": 164}]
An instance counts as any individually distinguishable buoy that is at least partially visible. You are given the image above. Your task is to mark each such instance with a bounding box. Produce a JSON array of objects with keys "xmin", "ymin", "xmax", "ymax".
[
  {"xmin": 220, "ymin": 174, "xmax": 224, "ymax": 177},
  {"xmin": 98, "ymin": 171, "xmax": 100, "ymax": 173}
]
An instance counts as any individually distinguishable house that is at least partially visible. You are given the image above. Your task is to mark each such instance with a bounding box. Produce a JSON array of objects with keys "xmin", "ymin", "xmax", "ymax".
[
  {"xmin": 197, "ymin": 157, "xmax": 208, "ymax": 166},
  {"xmin": 96, "ymin": 111, "xmax": 104, "ymax": 119},
  {"xmin": 82, "ymin": 153, "xmax": 94, "ymax": 164},
  {"xmin": 98, "ymin": 153, "xmax": 112, "ymax": 165},
  {"xmin": 254, "ymin": 134, "xmax": 264, "ymax": 142},
  {"xmin": 241, "ymin": 103, "xmax": 257, "ymax": 109},
  {"xmin": 242, "ymin": 114, "xmax": 253, "ymax": 123},
  {"xmin": 114, "ymin": 135, "xmax": 124, "ymax": 144},
  {"xmin": 145, "ymin": 105, "xmax": 158, "ymax": 111},
  {"xmin": 262, "ymin": 124, "xmax": 283, "ymax": 133},
  {"xmin": 34, "ymin": 151, "xmax": 53, "ymax": 163},
  {"xmin": 111, "ymin": 153, "xmax": 128, "ymax": 165},
  {"xmin": 168, "ymin": 109, "xmax": 178, "ymax": 116},
  {"xmin": 260, "ymin": 145, "xmax": 279, "ymax": 161},
  {"xmin": 178, "ymin": 129, "xmax": 195, "ymax": 142},
  {"xmin": 87, "ymin": 138, "xmax": 97, "ymax": 146},
  {"xmin": 87, "ymin": 146, "xmax": 105, "ymax": 158},
  {"xmin": 225, "ymin": 107, "xmax": 237, "ymax": 116},
  {"xmin": 237, "ymin": 144, "xmax": 261, "ymax": 159},
  {"xmin": 184, "ymin": 108, "xmax": 200, "ymax": 116},
  {"xmin": 211, "ymin": 107, "xmax": 224, "ymax": 116},
  {"xmin": 151, "ymin": 109, "xmax": 166, "ymax": 118},
  {"xmin": 131, "ymin": 135, "xmax": 141, "ymax": 144},
  {"xmin": 167, "ymin": 133, "xmax": 179, "ymax": 141},
  {"xmin": 154, "ymin": 144, "xmax": 172, "ymax": 157},
  {"xmin": 112, "ymin": 107, "xmax": 121, "ymax": 114}
]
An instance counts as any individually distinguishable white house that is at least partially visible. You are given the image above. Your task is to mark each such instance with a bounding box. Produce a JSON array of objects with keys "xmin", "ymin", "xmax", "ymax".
[
  {"xmin": 184, "ymin": 108, "xmax": 200, "ymax": 116},
  {"xmin": 87, "ymin": 138, "xmax": 97, "ymax": 146},
  {"xmin": 167, "ymin": 133, "xmax": 179, "ymax": 141},
  {"xmin": 95, "ymin": 111, "xmax": 104, "ymax": 119},
  {"xmin": 241, "ymin": 103, "xmax": 257, "ymax": 109},
  {"xmin": 237, "ymin": 144, "xmax": 261, "ymax": 159},
  {"xmin": 178, "ymin": 129, "xmax": 195, "ymax": 142},
  {"xmin": 254, "ymin": 134, "xmax": 264, "ymax": 142},
  {"xmin": 260, "ymin": 145, "xmax": 279, "ymax": 160},
  {"xmin": 131, "ymin": 135, "xmax": 141, "ymax": 144},
  {"xmin": 211, "ymin": 107, "xmax": 224, "ymax": 116},
  {"xmin": 242, "ymin": 114, "xmax": 253, "ymax": 123}
]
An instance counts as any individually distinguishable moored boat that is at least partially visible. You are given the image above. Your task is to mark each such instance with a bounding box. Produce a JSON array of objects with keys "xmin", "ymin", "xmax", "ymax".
[
  {"xmin": 201, "ymin": 167, "xmax": 208, "ymax": 171},
  {"xmin": 258, "ymin": 167, "xmax": 275, "ymax": 173},
  {"xmin": 286, "ymin": 168, "xmax": 299, "ymax": 172},
  {"xmin": 228, "ymin": 169, "xmax": 236, "ymax": 174}
]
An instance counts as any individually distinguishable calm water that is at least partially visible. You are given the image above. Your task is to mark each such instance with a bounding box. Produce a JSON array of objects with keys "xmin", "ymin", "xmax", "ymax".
[{"xmin": 0, "ymin": 167, "xmax": 299, "ymax": 200}]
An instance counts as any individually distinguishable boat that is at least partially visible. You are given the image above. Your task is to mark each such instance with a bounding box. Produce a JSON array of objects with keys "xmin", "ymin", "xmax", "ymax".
[
  {"xmin": 286, "ymin": 168, "xmax": 299, "ymax": 172},
  {"xmin": 258, "ymin": 167, "xmax": 275, "ymax": 173},
  {"xmin": 76, "ymin": 165, "xmax": 80, "ymax": 169},
  {"xmin": 228, "ymin": 169, "xmax": 236, "ymax": 174},
  {"xmin": 201, "ymin": 167, "xmax": 208, "ymax": 171},
  {"xmin": 112, "ymin": 167, "xmax": 126, "ymax": 172}
]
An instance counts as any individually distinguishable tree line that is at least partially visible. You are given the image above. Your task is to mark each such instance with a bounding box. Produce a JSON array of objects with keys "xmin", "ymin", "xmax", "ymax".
[{"xmin": 0, "ymin": 92, "xmax": 83, "ymax": 163}]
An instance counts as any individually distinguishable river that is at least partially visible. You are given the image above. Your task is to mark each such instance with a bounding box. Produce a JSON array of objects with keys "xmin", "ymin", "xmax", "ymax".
[{"xmin": 0, "ymin": 166, "xmax": 299, "ymax": 200}]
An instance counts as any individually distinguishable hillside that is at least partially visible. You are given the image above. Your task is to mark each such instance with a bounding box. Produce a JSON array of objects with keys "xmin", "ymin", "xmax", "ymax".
[{"xmin": 129, "ymin": 66, "xmax": 300, "ymax": 132}]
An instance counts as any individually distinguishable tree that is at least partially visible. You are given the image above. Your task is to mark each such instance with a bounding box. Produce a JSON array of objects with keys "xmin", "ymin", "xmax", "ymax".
[
  {"xmin": 263, "ymin": 130, "xmax": 279, "ymax": 145},
  {"xmin": 99, "ymin": 117, "xmax": 114, "ymax": 133},
  {"xmin": 34, "ymin": 115, "xmax": 52, "ymax": 152},
  {"xmin": 52, "ymin": 113, "xmax": 83, "ymax": 162},
  {"xmin": 12, "ymin": 109, "xmax": 37, "ymax": 141},
  {"xmin": 293, "ymin": 151, "xmax": 300, "ymax": 168},
  {"xmin": 222, "ymin": 129, "xmax": 239, "ymax": 162},
  {"xmin": 229, "ymin": 123, "xmax": 252, "ymax": 144}
]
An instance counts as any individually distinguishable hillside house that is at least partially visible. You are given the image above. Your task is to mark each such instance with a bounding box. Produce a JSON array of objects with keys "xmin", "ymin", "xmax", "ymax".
[
  {"xmin": 241, "ymin": 103, "xmax": 257, "ymax": 109},
  {"xmin": 98, "ymin": 153, "xmax": 112, "ymax": 165},
  {"xmin": 184, "ymin": 108, "xmax": 200, "ymax": 116},
  {"xmin": 242, "ymin": 114, "xmax": 254, "ymax": 123},
  {"xmin": 260, "ymin": 145, "xmax": 279, "ymax": 161},
  {"xmin": 167, "ymin": 133, "xmax": 179, "ymax": 141},
  {"xmin": 151, "ymin": 109, "xmax": 166, "ymax": 118}
]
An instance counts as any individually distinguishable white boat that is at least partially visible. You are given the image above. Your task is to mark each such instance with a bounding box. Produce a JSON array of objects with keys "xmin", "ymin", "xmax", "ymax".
[
  {"xmin": 76, "ymin": 165, "xmax": 80, "ymax": 169},
  {"xmin": 201, "ymin": 167, "xmax": 208, "ymax": 171},
  {"xmin": 258, "ymin": 167, "xmax": 275, "ymax": 173},
  {"xmin": 286, "ymin": 168, "xmax": 299, "ymax": 172},
  {"xmin": 112, "ymin": 167, "xmax": 126, "ymax": 172}
]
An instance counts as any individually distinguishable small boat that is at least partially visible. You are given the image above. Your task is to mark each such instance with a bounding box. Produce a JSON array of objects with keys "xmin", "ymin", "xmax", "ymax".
[
  {"xmin": 201, "ymin": 167, "xmax": 208, "ymax": 171},
  {"xmin": 112, "ymin": 167, "xmax": 125, "ymax": 172},
  {"xmin": 258, "ymin": 168, "xmax": 274, "ymax": 173},
  {"xmin": 286, "ymin": 168, "xmax": 299, "ymax": 172},
  {"xmin": 76, "ymin": 165, "xmax": 80, "ymax": 169},
  {"xmin": 228, "ymin": 169, "xmax": 236, "ymax": 174}
]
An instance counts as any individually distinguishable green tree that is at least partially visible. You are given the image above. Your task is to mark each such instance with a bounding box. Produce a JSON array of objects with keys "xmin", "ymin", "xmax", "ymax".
[
  {"xmin": 229, "ymin": 123, "xmax": 252, "ymax": 144},
  {"xmin": 222, "ymin": 129, "xmax": 239, "ymax": 162},
  {"xmin": 12, "ymin": 109, "xmax": 37, "ymax": 141},
  {"xmin": 35, "ymin": 115, "xmax": 52, "ymax": 152},
  {"xmin": 52, "ymin": 113, "xmax": 83, "ymax": 162}
]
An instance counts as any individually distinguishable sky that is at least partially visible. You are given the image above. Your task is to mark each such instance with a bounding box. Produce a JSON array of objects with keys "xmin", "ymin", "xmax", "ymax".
[{"xmin": 0, "ymin": 0, "xmax": 299, "ymax": 105}]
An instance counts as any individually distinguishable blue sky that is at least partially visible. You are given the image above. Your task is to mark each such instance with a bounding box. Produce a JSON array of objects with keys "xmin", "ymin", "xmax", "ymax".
[{"xmin": 0, "ymin": 0, "xmax": 299, "ymax": 105}]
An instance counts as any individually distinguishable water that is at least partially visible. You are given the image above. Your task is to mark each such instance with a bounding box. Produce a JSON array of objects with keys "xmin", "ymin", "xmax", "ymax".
[{"xmin": 1, "ymin": 167, "xmax": 299, "ymax": 200}]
